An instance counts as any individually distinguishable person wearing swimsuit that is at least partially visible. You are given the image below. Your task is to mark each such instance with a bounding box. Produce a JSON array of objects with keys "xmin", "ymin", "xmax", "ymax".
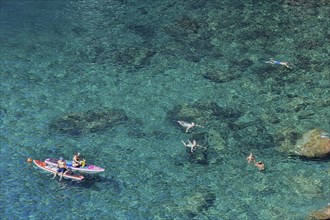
[
  {"xmin": 265, "ymin": 58, "xmax": 290, "ymax": 68},
  {"xmin": 53, "ymin": 157, "xmax": 68, "ymax": 181}
]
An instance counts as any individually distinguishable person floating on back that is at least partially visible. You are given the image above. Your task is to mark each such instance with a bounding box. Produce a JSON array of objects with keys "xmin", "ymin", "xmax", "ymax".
[
  {"xmin": 265, "ymin": 58, "xmax": 291, "ymax": 68},
  {"xmin": 177, "ymin": 121, "xmax": 204, "ymax": 133},
  {"xmin": 181, "ymin": 139, "xmax": 206, "ymax": 153}
]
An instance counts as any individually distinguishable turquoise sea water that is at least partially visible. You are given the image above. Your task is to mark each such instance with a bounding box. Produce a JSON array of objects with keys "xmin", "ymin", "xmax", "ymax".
[{"xmin": 1, "ymin": 0, "xmax": 329, "ymax": 219}]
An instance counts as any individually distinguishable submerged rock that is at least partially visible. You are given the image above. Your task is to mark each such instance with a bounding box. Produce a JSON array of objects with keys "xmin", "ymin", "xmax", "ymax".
[
  {"xmin": 277, "ymin": 128, "xmax": 330, "ymax": 158},
  {"xmin": 169, "ymin": 190, "xmax": 216, "ymax": 218},
  {"xmin": 230, "ymin": 119, "xmax": 274, "ymax": 148},
  {"xmin": 275, "ymin": 128, "xmax": 300, "ymax": 152},
  {"xmin": 294, "ymin": 129, "xmax": 330, "ymax": 158},
  {"xmin": 167, "ymin": 101, "xmax": 242, "ymax": 126},
  {"xmin": 185, "ymin": 191, "xmax": 216, "ymax": 218},
  {"xmin": 187, "ymin": 132, "xmax": 208, "ymax": 165},
  {"xmin": 205, "ymin": 129, "xmax": 226, "ymax": 153},
  {"xmin": 164, "ymin": 16, "xmax": 201, "ymax": 38},
  {"xmin": 290, "ymin": 175, "xmax": 323, "ymax": 197},
  {"xmin": 49, "ymin": 108, "xmax": 128, "ymax": 136},
  {"xmin": 204, "ymin": 129, "xmax": 227, "ymax": 164},
  {"xmin": 306, "ymin": 204, "xmax": 330, "ymax": 220},
  {"xmin": 113, "ymin": 46, "xmax": 156, "ymax": 69},
  {"xmin": 201, "ymin": 67, "xmax": 241, "ymax": 83}
]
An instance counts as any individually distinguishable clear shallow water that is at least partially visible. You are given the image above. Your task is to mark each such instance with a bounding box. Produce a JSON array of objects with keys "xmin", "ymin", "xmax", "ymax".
[{"xmin": 1, "ymin": 0, "xmax": 329, "ymax": 219}]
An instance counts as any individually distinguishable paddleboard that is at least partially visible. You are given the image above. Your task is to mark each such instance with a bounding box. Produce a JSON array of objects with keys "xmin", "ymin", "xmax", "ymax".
[
  {"xmin": 45, "ymin": 158, "xmax": 105, "ymax": 174},
  {"xmin": 33, "ymin": 160, "xmax": 84, "ymax": 181}
]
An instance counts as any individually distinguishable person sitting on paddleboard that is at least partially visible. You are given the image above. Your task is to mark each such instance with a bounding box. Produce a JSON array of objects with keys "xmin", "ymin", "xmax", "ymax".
[
  {"xmin": 53, "ymin": 157, "xmax": 68, "ymax": 181},
  {"xmin": 72, "ymin": 152, "xmax": 85, "ymax": 167}
]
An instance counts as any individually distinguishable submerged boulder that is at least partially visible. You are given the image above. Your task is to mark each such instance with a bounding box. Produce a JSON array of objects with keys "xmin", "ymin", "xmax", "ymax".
[
  {"xmin": 49, "ymin": 108, "xmax": 128, "ymax": 136},
  {"xmin": 113, "ymin": 46, "xmax": 156, "ymax": 69},
  {"xmin": 306, "ymin": 204, "xmax": 330, "ymax": 220},
  {"xmin": 277, "ymin": 128, "xmax": 330, "ymax": 158},
  {"xmin": 294, "ymin": 129, "xmax": 330, "ymax": 158},
  {"xmin": 201, "ymin": 67, "xmax": 241, "ymax": 83},
  {"xmin": 165, "ymin": 190, "xmax": 216, "ymax": 218},
  {"xmin": 167, "ymin": 101, "xmax": 242, "ymax": 126},
  {"xmin": 163, "ymin": 16, "xmax": 201, "ymax": 38}
]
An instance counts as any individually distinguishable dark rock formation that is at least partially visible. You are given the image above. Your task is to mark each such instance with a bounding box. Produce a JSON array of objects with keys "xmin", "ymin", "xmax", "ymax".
[
  {"xmin": 49, "ymin": 108, "xmax": 128, "ymax": 136},
  {"xmin": 167, "ymin": 101, "xmax": 242, "ymax": 126},
  {"xmin": 113, "ymin": 46, "xmax": 156, "ymax": 69},
  {"xmin": 306, "ymin": 204, "xmax": 330, "ymax": 220},
  {"xmin": 202, "ymin": 67, "xmax": 241, "ymax": 83}
]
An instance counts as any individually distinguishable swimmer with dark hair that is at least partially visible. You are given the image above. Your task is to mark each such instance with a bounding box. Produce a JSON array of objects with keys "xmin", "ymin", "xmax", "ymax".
[{"xmin": 255, "ymin": 161, "xmax": 265, "ymax": 171}]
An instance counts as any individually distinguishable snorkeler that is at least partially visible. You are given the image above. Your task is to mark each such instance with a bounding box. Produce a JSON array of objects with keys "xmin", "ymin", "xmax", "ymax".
[
  {"xmin": 177, "ymin": 121, "xmax": 204, "ymax": 133},
  {"xmin": 265, "ymin": 58, "xmax": 291, "ymax": 68}
]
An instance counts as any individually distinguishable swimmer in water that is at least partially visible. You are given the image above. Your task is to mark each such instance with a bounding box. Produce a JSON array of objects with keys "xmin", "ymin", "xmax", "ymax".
[
  {"xmin": 265, "ymin": 58, "xmax": 291, "ymax": 68},
  {"xmin": 177, "ymin": 121, "xmax": 204, "ymax": 133},
  {"xmin": 181, "ymin": 140, "xmax": 206, "ymax": 153},
  {"xmin": 246, "ymin": 153, "xmax": 255, "ymax": 164},
  {"xmin": 255, "ymin": 161, "xmax": 266, "ymax": 171}
]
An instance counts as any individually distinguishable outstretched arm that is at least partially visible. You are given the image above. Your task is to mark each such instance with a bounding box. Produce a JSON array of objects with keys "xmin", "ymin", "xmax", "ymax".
[
  {"xmin": 186, "ymin": 124, "xmax": 195, "ymax": 132},
  {"xmin": 196, "ymin": 144, "xmax": 207, "ymax": 150}
]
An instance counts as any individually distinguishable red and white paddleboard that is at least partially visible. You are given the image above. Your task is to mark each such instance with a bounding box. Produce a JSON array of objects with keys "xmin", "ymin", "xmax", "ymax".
[{"xmin": 33, "ymin": 160, "xmax": 84, "ymax": 181}]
